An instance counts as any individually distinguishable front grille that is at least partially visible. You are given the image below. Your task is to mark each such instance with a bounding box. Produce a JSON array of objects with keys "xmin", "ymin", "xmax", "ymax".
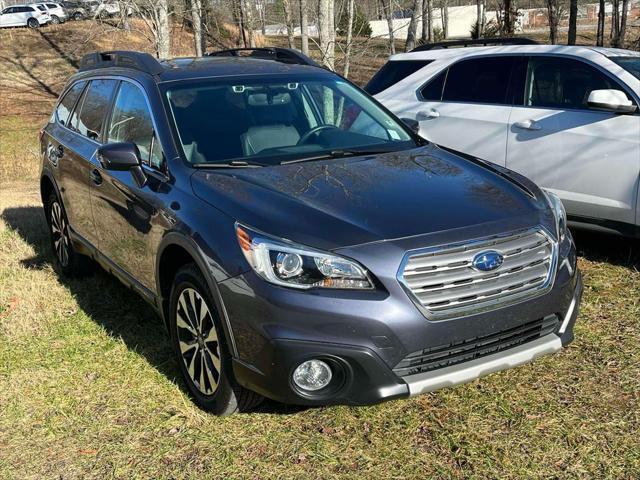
[
  {"xmin": 398, "ymin": 229, "xmax": 556, "ymax": 319},
  {"xmin": 393, "ymin": 315, "xmax": 560, "ymax": 377}
]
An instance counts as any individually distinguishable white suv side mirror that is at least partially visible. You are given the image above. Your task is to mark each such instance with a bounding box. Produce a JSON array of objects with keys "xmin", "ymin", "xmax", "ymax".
[{"xmin": 587, "ymin": 89, "xmax": 637, "ymax": 114}]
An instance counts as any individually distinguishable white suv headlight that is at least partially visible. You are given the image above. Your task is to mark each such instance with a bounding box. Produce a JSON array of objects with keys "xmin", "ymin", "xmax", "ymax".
[
  {"xmin": 544, "ymin": 190, "xmax": 567, "ymax": 241},
  {"xmin": 236, "ymin": 225, "xmax": 374, "ymax": 290}
]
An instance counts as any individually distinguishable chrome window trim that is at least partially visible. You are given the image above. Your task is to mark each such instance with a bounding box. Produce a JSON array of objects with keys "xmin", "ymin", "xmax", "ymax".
[{"xmin": 396, "ymin": 227, "xmax": 559, "ymax": 321}]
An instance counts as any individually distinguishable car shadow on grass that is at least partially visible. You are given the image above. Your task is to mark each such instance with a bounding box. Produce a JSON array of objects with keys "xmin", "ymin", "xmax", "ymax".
[
  {"xmin": 2, "ymin": 206, "xmax": 306, "ymax": 415},
  {"xmin": 572, "ymin": 228, "xmax": 639, "ymax": 271}
]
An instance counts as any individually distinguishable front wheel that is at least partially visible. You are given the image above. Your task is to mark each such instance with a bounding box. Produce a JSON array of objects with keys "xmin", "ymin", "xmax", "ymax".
[
  {"xmin": 50, "ymin": 15, "xmax": 60, "ymax": 24},
  {"xmin": 169, "ymin": 264, "xmax": 262, "ymax": 415},
  {"xmin": 73, "ymin": 12, "xmax": 83, "ymax": 21},
  {"xmin": 27, "ymin": 18, "xmax": 39, "ymax": 28}
]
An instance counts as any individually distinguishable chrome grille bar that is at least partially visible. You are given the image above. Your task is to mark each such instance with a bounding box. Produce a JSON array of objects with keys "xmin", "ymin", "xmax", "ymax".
[{"xmin": 398, "ymin": 229, "xmax": 557, "ymax": 319}]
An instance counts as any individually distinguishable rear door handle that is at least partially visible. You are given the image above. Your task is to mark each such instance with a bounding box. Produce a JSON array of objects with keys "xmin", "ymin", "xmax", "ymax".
[
  {"xmin": 90, "ymin": 169, "xmax": 102, "ymax": 185},
  {"xmin": 513, "ymin": 119, "xmax": 542, "ymax": 131},
  {"xmin": 417, "ymin": 109, "xmax": 440, "ymax": 120}
]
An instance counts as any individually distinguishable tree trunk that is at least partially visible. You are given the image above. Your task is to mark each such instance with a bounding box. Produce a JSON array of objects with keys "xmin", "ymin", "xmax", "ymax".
[
  {"xmin": 547, "ymin": 0, "xmax": 557, "ymax": 44},
  {"xmin": 299, "ymin": 0, "xmax": 309, "ymax": 55},
  {"xmin": 191, "ymin": 0, "xmax": 204, "ymax": 56},
  {"xmin": 343, "ymin": 0, "xmax": 354, "ymax": 77},
  {"xmin": 503, "ymin": 0, "xmax": 513, "ymax": 35},
  {"xmin": 476, "ymin": 0, "xmax": 483, "ymax": 38},
  {"xmin": 619, "ymin": 0, "xmax": 629, "ymax": 47},
  {"xmin": 596, "ymin": 0, "xmax": 605, "ymax": 46},
  {"xmin": 611, "ymin": 0, "xmax": 619, "ymax": 45},
  {"xmin": 318, "ymin": 0, "xmax": 335, "ymax": 70},
  {"xmin": 156, "ymin": 0, "xmax": 170, "ymax": 59},
  {"xmin": 406, "ymin": 0, "xmax": 422, "ymax": 51},
  {"xmin": 283, "ymin": 0, "xmax": 295, "ymax": 48},
  {"xmin": 422, "ymin": 0, "xmax": 433, "ymax": 42},
  {"xmin": 441, "ymin": 0, "xmax": 448, "ymax": 38},
  {"xmin": 118, "ymin": 1, "xmax": 130, "ymax": 31},
  {"xmin": 380, "ymin": 0, "xmax": 395, "ymax": 55},
  {"xmin": 243, "ymin": 0, "xmax": 255, "ymax": 48},
  {"xmin": 567, "ymin": 0, "xmax": 577, "ymax": 45}
]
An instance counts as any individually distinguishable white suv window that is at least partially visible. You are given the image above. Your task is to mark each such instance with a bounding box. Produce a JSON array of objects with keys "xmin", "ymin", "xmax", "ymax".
[{"xmin": 524, "ymin": 57, "xmax": 635, "ymax": 111}]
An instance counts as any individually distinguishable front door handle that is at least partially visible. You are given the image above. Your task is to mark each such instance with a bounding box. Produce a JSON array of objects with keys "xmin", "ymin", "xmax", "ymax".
[
  {"xmin": 417, "ymin": 109, "xmax": 440, "ymax": 120},
  {"xmin": 90, "ymin": 169, "xmax": 102, "ymax": 185},
  {"xmin": 513, "ymin": 119, "xmax": 542, "ymax": 131}
]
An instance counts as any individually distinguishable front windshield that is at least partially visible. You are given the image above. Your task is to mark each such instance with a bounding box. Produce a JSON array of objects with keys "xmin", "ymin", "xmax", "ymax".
[
  {"xmin": 612, "ymin": 57, "xmax": 640, "ymax": 80},
  {"xmin": 164, "ymin": 75, "xmax": 415, "ymax": 166}
]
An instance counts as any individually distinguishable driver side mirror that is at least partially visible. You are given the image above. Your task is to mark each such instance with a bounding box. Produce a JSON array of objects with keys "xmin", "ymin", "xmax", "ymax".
[
  {"xmin": 96, "ymin": 142, "xmax": 147, "ymax": 187},
  {"xmin": 401, "ymin": 117, "xmax": 420, "ymax": 135},
  {"xmin": 587, "ymin": 89, "xmax": 637, "ymax": 114}
]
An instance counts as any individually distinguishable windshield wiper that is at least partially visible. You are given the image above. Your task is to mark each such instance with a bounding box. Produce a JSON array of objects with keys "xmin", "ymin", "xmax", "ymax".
[
  {"xmin": 281, "ymin": 149, "xmax": 393, "ymax": 165},
  {"xmin": 193, "ymin": 160, "xmax": 267, "ymax": 168}
]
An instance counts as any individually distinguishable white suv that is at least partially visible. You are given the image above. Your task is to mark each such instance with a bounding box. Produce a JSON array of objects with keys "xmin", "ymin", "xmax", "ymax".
[
  {"xmin": 0, "ymin": 4, "xmax": 50, "ymax": 28},
  {"xmin": 369, "ymin": 42, "xmax": 640, "ymax": 237},
  {"xmin": 33, "ymin": 3, "xmax": 68, "ymax": 24}
]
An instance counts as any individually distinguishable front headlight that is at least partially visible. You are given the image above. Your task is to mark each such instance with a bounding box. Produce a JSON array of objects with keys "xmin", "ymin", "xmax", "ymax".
[
  {"xmin": 544, "ymin": 190, "xmax": 567, "ymax": 241},
  {"xmin": 236, "ymin": 224, "xmax": 374, "ymax": 290}
]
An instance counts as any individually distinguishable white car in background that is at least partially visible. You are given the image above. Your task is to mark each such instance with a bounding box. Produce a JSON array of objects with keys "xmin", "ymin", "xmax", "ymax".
[
  {"xmin": 0, "ymin": 4, "xmax": 50, "ymax": 28},
  {"xmin": 368, "ymin": 41, "xmax": 640, "ymax": 238},
  {"xmin": 32, "ymin": 2, "xmax": 68, "ymax": 24}
]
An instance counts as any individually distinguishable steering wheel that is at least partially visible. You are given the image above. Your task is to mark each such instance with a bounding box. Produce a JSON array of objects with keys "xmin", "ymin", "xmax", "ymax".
[{"xmin": 297, "ymin": 124, "xmax": 340, "ymax": 146}]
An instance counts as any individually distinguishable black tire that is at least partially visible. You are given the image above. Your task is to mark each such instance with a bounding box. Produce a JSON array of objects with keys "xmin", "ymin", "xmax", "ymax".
[
  {"xmin": 169, "ymin": 263, "xmax": 263, "ymax": 415},
  {"xmin": 27, "ymin": 18, "xmax": 39, "ymax": 28},
  {"xmin": 45, "ymin": 192, "xmax": 93, "ymax": 277},
  {"xmin": 73, "ymin": 12, "xmax": 83, "ymax": 21},
  {"xmin": 50, "ymin": 15, "xmax": 60, "ymax": 25}
]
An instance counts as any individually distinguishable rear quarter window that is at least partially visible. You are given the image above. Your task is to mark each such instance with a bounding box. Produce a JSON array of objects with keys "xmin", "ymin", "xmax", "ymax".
[{"xmin": 364, "ymin": 60, "xmax": 432, "ymax": 95}]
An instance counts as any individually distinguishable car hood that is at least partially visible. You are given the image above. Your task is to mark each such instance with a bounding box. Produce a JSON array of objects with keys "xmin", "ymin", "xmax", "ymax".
[{"xmin": 191, "ymin": 145, "xmax": 550, "ymax": 251}]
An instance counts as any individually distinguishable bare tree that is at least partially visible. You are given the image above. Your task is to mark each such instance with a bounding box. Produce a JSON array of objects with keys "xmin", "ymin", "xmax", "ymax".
[
  {"xmin": 423, "ymin": 0, "xmax": 433, "ymax": 42},
  {"xmin": 596, "ymin": 0, "xmax": 605, "ymax": 46},
  {"xmin": 546, "ymin": 0, "xmax": 564, "ymax": 44},
  {"xmin": 242, "ymin": 0, "xmax": 256, "ymax": 48},
  {"xmin": 611, "ymin": 0, "xmax": 630, "ymax": 47},
  {"xmin": 567, "ymin": 0, "xmax": 577, "ymax": 45},
  {"xmin": 131, "ymin": 0, "xmax": 171, "ymax": 58},
  {"xmin": 440, "ymin": 0, "xmax": 448, "ymax": 38},
  {"xmin": 476, "ymin": 0, "xmax": 483, "ymax": 37},
  {"xmin": 191, "ymin": 0, "xmax": 205, "ymax": 56},
  {"xmin": 283, "ymin": 0, "xmax": 295, "ymax": 48},
  {"xmin": 406, "ymin": 0, "xmax": 423, "ymax": 51},
  {"xmin": 380, "ymin": 0, "xmax": 395, "ymax": 54},
  {"xmin": 319, "ymin": 0, "xmax": 335, "ymax": 70},
  {"xmin": 343, "ymin": 0, "xmax": 355, "ymax": 77},
  {"xmin": 299, "ymin": 0, "xmax": 309, "ymax": 55}
]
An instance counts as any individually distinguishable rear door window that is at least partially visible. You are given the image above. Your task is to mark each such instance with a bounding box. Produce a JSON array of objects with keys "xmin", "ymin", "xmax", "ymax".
[
  {"xmin": 442, "ymin": 57, "xmax": 516, "ymax": 104},
  {"xmin": 56, "ymin": 81, "xmax": 85, "ymax": 127},
  {"xmin": 420, "ymin": 70, "xmax": 447, "ymax": 101},
  {"xmin": 70, "ymin": 79, "xmax": 117, "ymax": 141},
  {"xmin": 365, "ymin": 60, "xmax": 432, "ymax": 95}
]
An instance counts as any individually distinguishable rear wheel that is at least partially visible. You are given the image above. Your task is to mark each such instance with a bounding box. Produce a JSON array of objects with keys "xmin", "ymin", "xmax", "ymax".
[
  {"xmin": 169, "ymin": 264, "xmax": 263, "ymax": 415},
  {"xmin": 27, "ymin": 18, "xmax": 39, "ymax": 28},
  {"xmin": 73, "ymin": 12, "xmax": 83, "ymax": 21},
  {"xmin": 46, "ymin": 192, "xmax": 93, "ymax": 277},
  {"xmin": 50, "ymin": 15, "xmax": 60, "ymax": 24}
]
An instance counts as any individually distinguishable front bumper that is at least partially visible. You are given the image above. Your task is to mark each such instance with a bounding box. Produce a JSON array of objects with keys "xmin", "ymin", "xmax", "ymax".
[{"xmin": 219, "ymin": 253, "xmax": 582, "ymax": 406}]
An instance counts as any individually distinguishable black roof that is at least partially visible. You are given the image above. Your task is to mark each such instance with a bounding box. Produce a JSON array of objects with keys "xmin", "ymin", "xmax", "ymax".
[{"xmin": 77, "ymin": 49, "xmax": 328, "ymax": 83}]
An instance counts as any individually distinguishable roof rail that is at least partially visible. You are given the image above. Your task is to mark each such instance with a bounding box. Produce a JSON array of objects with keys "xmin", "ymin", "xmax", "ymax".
[
  {"xmin": 207, "ymin": 47, "xmax": 323, "ymax": 68},
  {"xmin": 410, "ymin": 37, "xmax": 538, "ymax": 52},
  {"xmin": 79, "ymin": 51, "xmax": 165, "ymax": 76}
]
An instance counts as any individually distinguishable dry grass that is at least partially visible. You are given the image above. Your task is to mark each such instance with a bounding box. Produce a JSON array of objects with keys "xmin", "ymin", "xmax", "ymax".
[{"xmin": 0, "ymin": 20, "xmax": 639, "ymax": 480}]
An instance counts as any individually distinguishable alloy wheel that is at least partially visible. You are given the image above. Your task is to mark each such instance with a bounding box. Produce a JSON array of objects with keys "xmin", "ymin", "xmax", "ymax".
[
  {"xmin": 50, "ymin": 201, "xmax": 69, "ymax": 267},
  {"xmin": 176, "ymin": 288, "xmax": 221, "ymax": 395}
]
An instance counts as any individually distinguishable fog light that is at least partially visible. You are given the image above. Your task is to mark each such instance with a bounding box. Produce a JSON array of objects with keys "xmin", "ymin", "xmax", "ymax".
[{"xmin": 292, "ymin": 359, "xmax": 332, "ymax": 391}]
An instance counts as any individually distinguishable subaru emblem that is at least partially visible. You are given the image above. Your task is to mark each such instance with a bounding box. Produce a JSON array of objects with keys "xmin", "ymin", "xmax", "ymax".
[{"xmin": 472, "ymin": 251, "xmax": 504, "ymax": 272}]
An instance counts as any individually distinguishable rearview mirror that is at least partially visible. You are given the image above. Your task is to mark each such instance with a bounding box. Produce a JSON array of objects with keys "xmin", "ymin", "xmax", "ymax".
[
  {"xmin": 401, "ymin": 117, "xmax": 420, "ymax": 134},
  {"xmin": 96, "ymin": 142, "xmax": 147, "ymax": 187},
  {"xmin": 587, "ymin": 89, "xmax": 637, "ymax": 114}
]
